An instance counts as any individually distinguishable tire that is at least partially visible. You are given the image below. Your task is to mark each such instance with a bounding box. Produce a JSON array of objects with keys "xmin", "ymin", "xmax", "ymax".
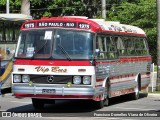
[
  {"xmin": 104, "ymin": 81, "xmax": 109, "ymax": 106},
  {"xmin": 130, "ymin": 79, "xmax": 140, "ymax": 100},
  {"xmin": 95, "ymin": 99, "xmax": 105, "ymax": 109},
  {"xmin": 103, "ymin": 97, "xmax": 109, "ymax": 106},
  {"xmin": 94, "ymin": 80, "xmax": 110, "ymax": 109},
  {"xmin": 94, "ymin": 95, "xmax": 109, "ymax": 109},
  {"xmin": 143, "ymin": 86, "xmax": 148, "ymax": 97},
  {"xmin": 32, "ymin": 98, "xmax": 45, "ymax": 109},
  {"xmin": 144, "ymin": 92, "xmax": 148, "ymax": 97},
  {"xmin": 131, "ymin": 88, "xmax": 139, "ymax": 100}
]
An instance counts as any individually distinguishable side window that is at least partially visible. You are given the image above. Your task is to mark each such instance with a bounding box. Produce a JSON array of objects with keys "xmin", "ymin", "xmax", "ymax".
[
  {"xmin": 115, "ymin": 36, "xmax": 126, "ymax": 56},
  {"xmin": 142, "ymin": 39, "xmax": 149, "ymax": 55},
  {"xmin": 106, "ymin": 36, "xmax": 117, "ymax": 59},
  {"xmin": 96, "ymin": 36, "xmax": 106, "ymax": 59},
  {"xmin": 115, "ymin": 36, "xmax": 149, "ymax": 56},
  {"xmin": 126, "ymin": 37, "xmax": 135, "ymax": 55},
  {"xmin": 123, "ymin": 37, "xmax": 136, "ymax": 56},
  {"xmin": 135, "ymin": 38, "xmax": 148, "ymax": 55},
  {"xmin": 96, "ymin": 35, "xmax": 117, "ymax": 59}
]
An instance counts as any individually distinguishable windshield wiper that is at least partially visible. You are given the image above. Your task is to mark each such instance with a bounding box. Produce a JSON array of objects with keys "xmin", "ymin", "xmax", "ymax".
[
  {"xmin": 58, "ymin": 44, "xmax": 72, "ymax": 61},
  {"xmin": 31, "ymin": 40, "xmax": 49, "ymax": 59}
]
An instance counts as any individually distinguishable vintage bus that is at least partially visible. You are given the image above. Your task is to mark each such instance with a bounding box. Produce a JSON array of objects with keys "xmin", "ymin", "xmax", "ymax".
[{"xmin": 11, "ymin": 16, "xmax": 152, "ymax": 109}]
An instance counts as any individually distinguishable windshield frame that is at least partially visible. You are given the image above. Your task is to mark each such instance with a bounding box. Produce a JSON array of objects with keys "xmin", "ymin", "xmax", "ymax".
[
  {"xmin": 15, "ymin": 29, "xmax": 53, "ymax": 59},
  {"xmin": 14, "ymin": 28, "xmax": 95, "ymax": 60}
]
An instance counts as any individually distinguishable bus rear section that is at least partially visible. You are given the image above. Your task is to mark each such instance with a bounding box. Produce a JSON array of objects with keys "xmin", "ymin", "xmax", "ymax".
[{"xmin": 12, "ymin": 16, "xmax": 152, "ymax": 109}]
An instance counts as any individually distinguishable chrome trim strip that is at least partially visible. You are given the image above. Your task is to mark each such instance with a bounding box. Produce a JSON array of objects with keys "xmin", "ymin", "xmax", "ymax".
[{"xmin": 12, "ymin": 85, "xmax": 104, "ymax": 97}]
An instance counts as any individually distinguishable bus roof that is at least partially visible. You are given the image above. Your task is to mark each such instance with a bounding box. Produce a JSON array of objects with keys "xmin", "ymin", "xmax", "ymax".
[
  {"xmin": 0, "ymin": 14, "xmax": 32, "ymax": 22},
  {"xmin": 90, "ymin": 19, "xmax": 145, "ymax": 35},
  {"xmin": 21, "ymin": 16, "xmax": 146, "ymax": 36}
]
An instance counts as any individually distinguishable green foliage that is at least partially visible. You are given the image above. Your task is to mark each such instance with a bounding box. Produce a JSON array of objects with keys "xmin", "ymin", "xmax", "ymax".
[
  {"xmin": 0, "ymin": 0, "xmax": 21, "ymax": 13},
  {"xmin": 29, "ymin": 0, "xmax": 87, "ymax": 18},
  {"xmin": 108, "ymin": 0, "xmax": 157, "ymax": 63},
  {"xmin": 0, "ymin": 0, "xmax": 98, "ymax": 18},
  {"xmin": 0, "ymin": 0, "xmax": 7, "ymax": 5}
]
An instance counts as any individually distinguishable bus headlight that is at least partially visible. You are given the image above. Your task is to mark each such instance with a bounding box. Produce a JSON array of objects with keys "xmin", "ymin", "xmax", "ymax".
[
  {"xmin": 22, "ymin": 75, "xmax": 30, "ymax": 83},
  {"xmin": 83, "ymin": 76, "xmax": 91, "ymax": 85},
  {"xmin": 13, "ymin": 75, "xmax": 21, "ymax": 83},
  {"xmin": 73, "ymin": 76, "xmax": 81, "ymax": 84}
]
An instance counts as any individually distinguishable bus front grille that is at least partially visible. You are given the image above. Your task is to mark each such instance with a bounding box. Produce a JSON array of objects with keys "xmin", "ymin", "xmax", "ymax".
[{"xmin": 30, "ymin": 75, "xmax": 72, "ymax": 84}]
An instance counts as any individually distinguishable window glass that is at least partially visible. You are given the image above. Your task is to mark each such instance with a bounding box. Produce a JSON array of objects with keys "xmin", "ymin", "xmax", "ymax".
[
  {"xmin": 115, "ymin": 36, "xmax": 149, "ymax": 56},
  {"xmin": 96, "ymin": 36, "xmax": 106, "ymax": 59},
  {"xmin": 135, "ymin": 38, "xmax": 148, "ymax": 55},
  {"xmin": 53, "ymin": 29, "xmax": 94, "ymax": 59},
  {"xmin": 0, "ymin": 21, "xmax": 21, "ymax": 43},
  {"xmin": 15, "ymin": 30, "xmax": 52, "ymax": 58},
  {"xmin": 106, "ymin": 36, "xmax": 117, "ymax": 59},
  {"xmin": 96, "ymin": 35, "xmax": 117, "ymax": 60},
  {"xmin": 115, "ymin": 37, "xmax": 127, "ymax": 56},
  {"xmin": 15, "ymin": 29, "xmax": 94, "ymax": 60}
]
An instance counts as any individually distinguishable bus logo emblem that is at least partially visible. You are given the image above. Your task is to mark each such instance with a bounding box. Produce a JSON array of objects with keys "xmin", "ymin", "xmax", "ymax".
[{"xmin": 47, "ymin": 76, "xmax": 54, "ymax": 83}]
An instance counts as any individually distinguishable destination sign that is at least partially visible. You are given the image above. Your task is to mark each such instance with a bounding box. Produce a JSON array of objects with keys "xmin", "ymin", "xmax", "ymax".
[
  {"xmin": 37, "ymin": 22, "xmax": 76, "ymax": 28},
  {"xmin": 24, "ymin": 23, "xmax": 35, "ymax": 28},
  {"xmin": 23, "ymin": 21, "xmax": 92, "ymax": 29},
  {"xmin": 78, "ymin": 22, "xmax": 91, "ymax": 29}
]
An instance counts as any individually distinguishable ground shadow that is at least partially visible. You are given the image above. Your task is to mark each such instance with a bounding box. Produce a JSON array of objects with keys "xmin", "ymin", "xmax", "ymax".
[
  {"xmin": 7, "ymin": 99, "xmax": 98, "ymax": 117},
  {"xmin": 6, "ymin": 93, "xmax": 149, "ymax": 117},
  {"xmin": 108, "ymin": 93, "xmax": 148, "ymax": 106}
]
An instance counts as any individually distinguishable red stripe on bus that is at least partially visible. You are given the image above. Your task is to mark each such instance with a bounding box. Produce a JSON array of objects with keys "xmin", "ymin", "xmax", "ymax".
[
  {"xmin": 96, "ymin": 79, "xmax": 104, "ymax": 82},
  {"xmin": 110, "ymin": 80, "xmax": 133, "ymax": 84},
  {"xmin": 96, "ymin": 72, "xmax": 150, "ymax": 81},
  {"xmin": 111, "ymin": 88, "xmax": 135, "ymax": 97},
  {"xmin": 14, "ymin": 60, "xmax": 91, "ymax": 66},
  {"xmin": 141, "ymin": 84, "xmax": 149, "ymax": 90},
  {"xmin": 95, "ymin": 85, "xmax": 102, "ymax": 87},
  {"xmin": 120, "ymin": 56, "xmax": 152, "ymax": 62},
  {"xmin": 95, "ymin": 56, "xmax": 152, "ymax": 64},
  {"xmin": 14, "ymin": 93, "xmax": 93, "ymax": 99},
  {"xmin": 14, "ymin": 56, "xmax": 151, "ymax": 66},
  {"xmin": 96, "ymin": 73, "xmax": 150, "ymax": 86}
]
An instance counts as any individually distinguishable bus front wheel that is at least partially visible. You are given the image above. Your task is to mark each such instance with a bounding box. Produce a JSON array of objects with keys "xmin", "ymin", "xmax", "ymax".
[
  {"xmin": 94, "ymin": 95, "xmax": 109, "ymax": 109},
  {"xmin": 94, "ymin": 81, "xmax": 110, "ymax": 109},
  {"xmin": 32, "ymin": 98, "xmax": 45, "ymax": 109}
]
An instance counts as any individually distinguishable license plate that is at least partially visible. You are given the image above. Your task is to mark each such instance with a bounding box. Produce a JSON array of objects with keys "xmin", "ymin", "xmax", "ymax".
[{"xmin": 42, "ymin": 89, "xmax": 56, "ymax": 94}]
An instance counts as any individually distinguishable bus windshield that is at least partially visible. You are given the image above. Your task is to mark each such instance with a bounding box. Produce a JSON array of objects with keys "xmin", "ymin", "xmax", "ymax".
[{"xmin": 15, "ymin": 29, "xmax": 94, "ymax": 60}]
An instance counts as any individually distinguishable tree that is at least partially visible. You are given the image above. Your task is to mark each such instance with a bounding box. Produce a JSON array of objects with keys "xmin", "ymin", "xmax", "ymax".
[
  {"xmin": 29, "ymin": 0, "xmax": 94, "ymax": 19},
  {"xmin": 108, "ymin": 0, "xmax": 157, "ymax": 64},
  {"xmin": 157, "ymin": 0, "xmax": 160, "ymax": 91},
  {"xmin": 0, "ymin": 0, "xmax": 21, "ymax": 13},
  {"xmin": 0, "ymin": 0, "xmax": 104, "ymax": 18},
  {"xmin": 21, "ymin": 0, "xmax": 30, "ymax": 15}
]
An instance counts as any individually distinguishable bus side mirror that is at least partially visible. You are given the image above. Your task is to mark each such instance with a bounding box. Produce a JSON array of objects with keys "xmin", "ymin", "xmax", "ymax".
[{"xmin": 95, "ymin": 49, "xmax": 100, "ymax": 58}]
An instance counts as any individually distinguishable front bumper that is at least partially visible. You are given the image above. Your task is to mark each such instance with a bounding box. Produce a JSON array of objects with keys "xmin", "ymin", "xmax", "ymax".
[{"xmin": 12, "ymin": 85, "xmax": 104, "ymax": 100}]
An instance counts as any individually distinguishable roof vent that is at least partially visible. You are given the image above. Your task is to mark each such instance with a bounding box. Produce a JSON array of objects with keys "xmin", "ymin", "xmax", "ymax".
[
  {"xmin": 89, "ymin": 19, "xmax": 105, "ymax": 21},
  {"xmin": 63, "ymin": 16, "xmax": 88, "ymax": 19}
]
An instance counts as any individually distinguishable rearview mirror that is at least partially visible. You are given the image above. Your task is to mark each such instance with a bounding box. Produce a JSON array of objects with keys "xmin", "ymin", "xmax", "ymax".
[{"xmin": 95, "ymin": 49, "xmax": 100, "ymax": 58}]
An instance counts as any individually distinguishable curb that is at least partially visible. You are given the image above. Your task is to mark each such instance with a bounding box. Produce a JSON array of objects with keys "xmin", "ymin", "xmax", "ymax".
[{"xmin": 148, "ymin": 93, "xmax": 160, "ymax": 97}]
